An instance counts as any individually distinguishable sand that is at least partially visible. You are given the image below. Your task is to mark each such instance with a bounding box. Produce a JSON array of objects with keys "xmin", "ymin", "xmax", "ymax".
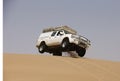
[{"xmin": 3, "ymin": 54, "xmax": 120, "ymax": 81}]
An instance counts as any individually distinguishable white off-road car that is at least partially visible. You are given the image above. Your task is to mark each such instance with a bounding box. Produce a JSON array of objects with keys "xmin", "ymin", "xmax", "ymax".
[{"xmin": 36, "ymin": 26, "xmax": 91, "ymax": 57}]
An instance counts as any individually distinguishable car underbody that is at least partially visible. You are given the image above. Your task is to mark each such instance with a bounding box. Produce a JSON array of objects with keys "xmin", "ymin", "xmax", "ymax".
[{"xmin": 38, "ymin": 43, "xmax": 86, "ymax": 57}]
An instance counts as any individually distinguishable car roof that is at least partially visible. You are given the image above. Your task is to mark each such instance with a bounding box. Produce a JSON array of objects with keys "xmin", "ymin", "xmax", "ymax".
[{"xmin": 42, "ymin": 26, "xmax": 77, "ymax": 34}]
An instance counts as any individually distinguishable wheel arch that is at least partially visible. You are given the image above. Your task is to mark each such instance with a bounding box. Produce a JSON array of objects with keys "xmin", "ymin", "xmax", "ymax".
[
  {"xmin": 39, "ymin": 41, "xmax": 46, "ymax": 47},
  {"xmin": 62, "ymin": 37, "xmax": 69, "ymax": 42}
]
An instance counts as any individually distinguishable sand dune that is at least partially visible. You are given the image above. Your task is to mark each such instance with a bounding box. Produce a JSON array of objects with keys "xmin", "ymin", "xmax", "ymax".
[{"xmin": 3, "ymin": 54, "xmax": 120, "ymax": 81}]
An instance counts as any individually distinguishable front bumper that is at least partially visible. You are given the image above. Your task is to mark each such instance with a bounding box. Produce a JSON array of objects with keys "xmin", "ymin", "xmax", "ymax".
[{"xmin": 71, "ymin": 38, "xmax": 91, "ymax": 49}]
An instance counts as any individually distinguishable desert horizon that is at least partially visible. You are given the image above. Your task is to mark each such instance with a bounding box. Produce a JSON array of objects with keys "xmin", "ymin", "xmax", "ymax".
[{"xmin": 3, "ymin": 53, "xmax": 120, "ymax": 81}]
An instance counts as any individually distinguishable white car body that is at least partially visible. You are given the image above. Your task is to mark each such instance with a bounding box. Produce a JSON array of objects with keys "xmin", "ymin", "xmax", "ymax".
[
  {"xmin": 36, "ymin": 26, "xmax": 91, "ymax": 57},
  {"xmin": 36, "ymin": 30, "xmax": 90, "ymax": 49}
]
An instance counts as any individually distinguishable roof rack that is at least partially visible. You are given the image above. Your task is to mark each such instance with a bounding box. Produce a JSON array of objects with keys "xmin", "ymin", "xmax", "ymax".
[{"xmin": 42, "ymin": 25, "xmax": 77, "ymax": 34}]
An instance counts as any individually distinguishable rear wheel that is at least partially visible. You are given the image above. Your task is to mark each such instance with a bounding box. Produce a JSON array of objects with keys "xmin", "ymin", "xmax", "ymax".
[
  {"xmin": 76, "ymin": 47, "xmax": 86, "ymax": 57},
  {"xmin": 38, "ymin": 42, "xmax": 47, "ymax": 53}
]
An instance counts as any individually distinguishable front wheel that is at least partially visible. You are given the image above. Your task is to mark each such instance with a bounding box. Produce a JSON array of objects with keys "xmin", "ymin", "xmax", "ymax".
[
  {"xmin": 76, "ymin": 47, "xmax": 86, "ymax": 57},
  {"xmin": 38, "ymin": 42, "xmax": 47, "ymax": 53},
  {"xmin": 61, "ymin": 39, "xmax": 69, "ymax": 50}
]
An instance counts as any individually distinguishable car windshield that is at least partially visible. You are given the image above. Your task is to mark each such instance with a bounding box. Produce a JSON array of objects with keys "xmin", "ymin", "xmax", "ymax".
[{"xmin": 64, "ymin": 30, "xmax": 76, "ymax": 35}]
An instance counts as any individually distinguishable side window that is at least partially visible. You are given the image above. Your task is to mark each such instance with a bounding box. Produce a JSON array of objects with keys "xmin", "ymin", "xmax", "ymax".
[
  {"xmin": 51, "ymin": 31, "xmax": 56, "ymax": 36},
  {"xmin": 57, "ymin": 31, "xmax": 60, "ymax": 36}
]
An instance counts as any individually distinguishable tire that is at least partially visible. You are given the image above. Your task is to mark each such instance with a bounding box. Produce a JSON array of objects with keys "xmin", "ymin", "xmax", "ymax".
[
  {"xmin": 76, "ymin": 47, "xmax": 86, "ymax": 57},
  {"xmin": 61, "ymin": 38, "xmax": 69, "ymax": 49},
  {"xmin": 38, "ymin": 42, "xmax": 46, "ymax": 53},
  {"xmin": 53, "ymin": 52, "xmax": 62, "ymax": 56}
]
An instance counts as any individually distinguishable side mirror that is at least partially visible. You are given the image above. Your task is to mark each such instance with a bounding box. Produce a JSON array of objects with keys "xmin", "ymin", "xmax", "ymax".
[{"xmin": 60, "ymin": 32, "xmax": 64, "ymax": 35}]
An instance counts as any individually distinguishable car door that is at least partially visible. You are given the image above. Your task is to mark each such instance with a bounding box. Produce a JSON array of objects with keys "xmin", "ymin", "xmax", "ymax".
[
  {"xmin": 55, "ymin": 30, "xmax": 64, "ymax": 44},
  {"xmin": 51, "ymin": 31, "xmax": 63, "ymax": 45},
  {"xmin": 47, "ymin": 31, "xmax": 58, "ymax": 46}
]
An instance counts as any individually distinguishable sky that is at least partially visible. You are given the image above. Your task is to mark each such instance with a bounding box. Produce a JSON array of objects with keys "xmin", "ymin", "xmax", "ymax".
[{"xmin": 3, "ymin": 0, "xmax": 120, "ymax": 61}]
